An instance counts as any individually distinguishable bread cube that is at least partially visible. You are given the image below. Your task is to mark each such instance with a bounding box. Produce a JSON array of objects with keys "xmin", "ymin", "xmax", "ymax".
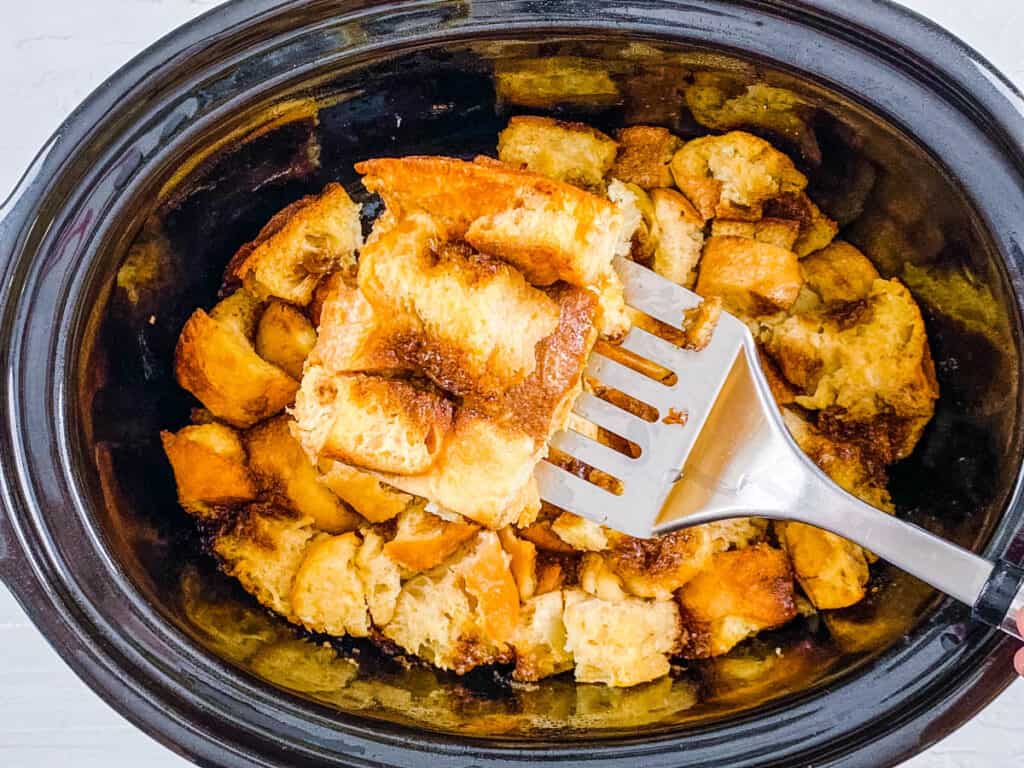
[
  {"xmin": 607, "ymin": 179, "xmax": 657, "ymax": 265},
  {"xmin": 799, "ymin": 241, "xmax": 880, "ymax": 304},
  {"xmin": 497, "ymin": 115, "xmax": 618, "ymax": 189},
  {"xmin": 494, "ymin": 57, "xmax": 620, "ymax": 110},
  {"xmin": 612, "ymin": 125, "xmax": 682, "ymax": 188},
  {"xmin": 357, "ymin": 212, "xmax": 561, "ymax": 395},
  {"xmin": 766, "ymin": 279, "xmax": 938, "ymax": 422},
  {"xmin": 355, "ymin": 529, "xmax": 402, "ymax": 626},
  {"xmin": 710, "ymin": 217, "xmax": 800, "ymax": 250},
  {"xmin": 161, "ymin": 423, "xmax": 258, "ymax": 519},
  {"xmin": 579, "ymin": 552, "xmax": 629, "ymax": 602},
  {"xmin": 255, "ymin": 300, "xmax": 317, "ymax": 379},
  {"xmin": 230, "ymin": 183, "xmax": 362, "ymax": 306},
  {"xmin": 244, "ymin": 416, "xmax": 360, "ymax": 533},
  {"xmin": 356, "ymin": 155, "xmax": 626, "ymax": 287},
  {"xmin": 677, "ymin": 544, "xmax": 797, "ymax": 657},
  {"xmin": 512, "ymin": 591, "xmax": 574, "ymax": 682},
  {"xmin": 696, "ymin": 236, "xmax": 803, "ymax": 316},
  {"xmin": 562, "ymin": 589, "xmax": 682, "ymax": 687},
  {"xmin": 670, "ymin": 131, "xmax": 807, "ymax": 220},
  {"xmin": 293, "ymin": 368, "xmax": 453, "ymax": 476},
  {"xmin": 551, "ymin": 513, "xmax": 609, "ymax": 551},
  {"xmin": 778, "ymin": 521, "xmax": 870, "ymax": 610},
  {"xmin": 382, "ymin": 532, "xmax": 517, "ymax": 672},
  {"xmin": 213, "ymin": 505, "xmax": 320, "ymax": 616},
  {"xmin": 602, "ymin": 527, "xmax": 717, "ymax": 600},
  {"xmin": 290, "ymin": 532, "xmax": 371, "ymax": 636},
  {"xmin": 175, "ymin": 305, "xmax": 298, "ymax": 428},
  {"xmin": 650, "ymin": 187, "xmax": 705, "ymax": 288},
  {"xmin": 383, "ymin": 503, "xmax": 479, "ymax": 572},
  {"xmin": 208, "ymin": 288, "xmax": 263, "ymax": 339},
  {"xmin": 307, "ymin": 275, "xmax": 407, "ymax": 375},
  {"xmin": 763, "ymin": 191, "xmax": 838, "ymax": 257},
  {"xmin": 317, "ymin": 460, "xmax": 411, "ymax": 523}
]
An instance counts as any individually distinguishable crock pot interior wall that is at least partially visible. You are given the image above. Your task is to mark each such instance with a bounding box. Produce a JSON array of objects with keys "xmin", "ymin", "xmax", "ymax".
[{"xmin": 75, "ymin": 35, "xmax": 1022, "ymax": 736}]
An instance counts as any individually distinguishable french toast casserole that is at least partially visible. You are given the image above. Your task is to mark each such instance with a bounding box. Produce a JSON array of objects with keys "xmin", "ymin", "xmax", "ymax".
[{"xmin": 161, "ymin": 115, "xmax": 938, "ymax": 689}]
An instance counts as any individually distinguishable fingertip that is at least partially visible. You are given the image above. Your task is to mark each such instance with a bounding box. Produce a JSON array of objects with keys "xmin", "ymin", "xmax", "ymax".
[
  {"xmin": 1017, "ymin": 610, "xmax": 1024, "ymax": 635},
  {"xmin": 1015, "ymin": 648, "xmax": 1024, "ymax": 677}
]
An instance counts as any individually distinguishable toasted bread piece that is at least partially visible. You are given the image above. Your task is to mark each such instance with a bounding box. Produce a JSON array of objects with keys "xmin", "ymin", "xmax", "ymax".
[
  {"xmin": 290, "ymin": 532, "xmax": 371, "ymax": 636},
  {"xmin": 764, "ymin": 191, "xmax": 838, "ymax": 257},
  {"xmin": 293, "ymin": 368, "xmax": 453, "ymax": 475},
  {"xmin": 357, "ymin": 213, "xmax": 561, "ymax": 395},
  {"xmin": 244, "ymin": 416, "xmax": 359, "ymax": 533},
  {"xmin": 696, "ymin": 236, "xmax": 803, "ymax": 316},
  {"xmin": 670, "ymin": 131, "xmax": 807, "ymax": 220},
  {"xmin": 231, "ymin": 183, "xmax": 362, "ymax": 306},
  {"xmin": 383, "ymin": 503, "xmax": 480, "ymax": 572},
  {"xmin": 307, "ymin": 276, "xmax": 407, "ymax": 375},
  {"xmin": 497, "ymin": 115, "xmax": 618, "ymax": 189},
  {"xmin": 209, "ymin": 288, "xmax": 263, "ymax": 339},
  {"xmin": 499, "ymin": 526, "xmax": 538, "ymax": 601},
  {"xmin": 494, "ymin": 57, "xmax": 620, "ymax": 110},
  {"xmin": 518, "ymin": 521, "xmax": 578, "ymax": 553},
  {"xmin": 678, "ymin": 545, "xmax": 797, "ymax": 657},
  {"xmin": 373, "ymin": 410, "xmax": 543, "ymax": 530},
  {"xmin": 551, "ymin": 513, "xmax": 609, "ymax": 552},
  {"xmin": 161, "ymin": 423, "xmax": 258, "ymax": 519},
  {"xmin": 317, "ymin": 460, "xmax": 411, "ymax": 523},
  {"xmin": 766, "ymin": 279, "xmax": 938, "ymax": 423},
  {"xmin": 175, "ymin": 305, "xmax": 299, "ymax": 428},
  {"xmin": 512, "ymin": 591, "xmax": 574, "ymax": 682},
  {"xmin": 650, "ymin": 188, "xmax": 705, "ymax": 288},
  {"xmin": 355, "ymin": 529, "xmax": 402, "ymax": 626},
  {"xmin": 563, "ymin": 589, "xmax": 682, "ymax": 687},
  {"xmin": 607, "ymin": 179, "xmax": 657, "ymax": 265},
  {"xmin": 213, "ymin": 505, "xmax": 319, "ymax": 616},
  {"xmin": 612, "ymin": 126, "xmax": 682, "ymax": 188},
  {"xmin": 710, "ymin": 218, "xmax": 800, "ymax": 250},
  {"xmin": 782, "ymin": 408, "xmax": 892, "ymax": 512},
  {"xmin": 382, "ymin": 532, "xmax": 517, "ymax": 672},
  {"xmin": 602, "ymin": 527, "xmax": 717, "ymax": 600},
  {"xmin": 255, "ymin": 300, "xmax": 317, "ymax": 379},
  {"xmin": 579, "ymin": 552, "xmax": 629, "ymax": 602},
  {"xmin": 356, "ymin": 156, "xmax": 626, "ymax": 287},
  {"xmin": 778, "ymin": 521, "xmax": 870, "ymax": 610},
  {"xmin": 799, "ymin": 241, "xmax": 880, "ymax": 305}
]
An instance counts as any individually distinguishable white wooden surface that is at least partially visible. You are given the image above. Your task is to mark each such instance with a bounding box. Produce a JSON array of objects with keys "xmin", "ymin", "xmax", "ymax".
[{"xmin": 2, "ymin": 2, "xmax": 1024, "ymax": 766}]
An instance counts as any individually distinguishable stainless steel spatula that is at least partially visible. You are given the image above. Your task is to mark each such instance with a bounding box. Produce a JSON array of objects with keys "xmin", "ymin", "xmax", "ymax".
[{"xmin": 537, "ymin": 256, "xmax": 1024, "ymax": 641}]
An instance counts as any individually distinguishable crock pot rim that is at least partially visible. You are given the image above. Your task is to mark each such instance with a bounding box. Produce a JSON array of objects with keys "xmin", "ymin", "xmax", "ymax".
[{"xmin": 1, "ymin": 2, "xmax": 1024, "ymax": 767}]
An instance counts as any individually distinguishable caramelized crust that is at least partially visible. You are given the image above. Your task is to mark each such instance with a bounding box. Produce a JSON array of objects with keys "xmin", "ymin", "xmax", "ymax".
[
  {"xmin": 255, "ymin": 300, "xmax": 317, "ymax": 380},
  {"xmin": 612, "ymin": 125, "xmax": 681, "ymax": 188},
  {"xmin": 678, "ymin": 545, "xmax": 797, "ymax": 657},
  {"xmin": 710, "ymin": 218, "xmax": 801, "ymax": 251},
  {"xmin": 799, "ymin": 241, "xmax": 880, "ymax": 305},
  {"xmin": 696, "ymin": 236, "xmax": 803, "ymax": 316},
  {"xmin": 231, "ymin": 183, "xmax": 362, "ymax": 306},
  {"xmin": 175, "ymin": 307, "xmax": 298, "ymax": 428},
  {"xmin": 317, "ymin": 460, "xmax": 412, "ymax": 524},
  {"xmin": 161, "ymin": 423, "xmax": 258, "ymax": 519},
  {"xmin": 358, "ymin": 212, "xmax": 561, "ymax": 395},
  {"xmin": 383, "ymin": 504, "xmax": 480, "ymax": 572},
  {"xmin": 355, "ymin": 155, "xmax": 625, "ymax": 287}
]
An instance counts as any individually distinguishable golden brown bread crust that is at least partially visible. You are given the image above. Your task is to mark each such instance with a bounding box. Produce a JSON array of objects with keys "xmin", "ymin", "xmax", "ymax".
[
  {"xmin": 231, "ymin": 182, "xmax": 362, "ymax": 305},
  {"xmin": 670, "ymin": 131, "xmax": 807, "ymax": 220},
  {"xmin": 678, "ymin": 544, "xmax": 797, "ymax": 658},
  {"xmin": 383, "ymin": 503, "xmax": 479, "ymax": 572},
  {"xmin": 710, "ymin": 217, "xmax": 801, "ymax": 250},
  {"xmin": 161, "ymin": 423, "xmax": 258, "ymax": 519},
  {"xmin": 497, "ymin": 115, "xmax": 618, "ymax": 189},
  {"xmin": 696, "ymin": 236, "xmax": 803, "ymax": 316},
  {"xmin": 650, "ymin": 188, "xmax": 705, "ymax": 288},
  {"xmin": 763, "ymin": 191, "xmax": 838, "ymax": 257},
  {"xmin": 254, "ymin": 300, "xmax": 318, "ymax": 380},
  {"xmin": 357, "ymin": 212, "xmax": 561, "ymax": 396},
  {"xmin": 303, "ymin": 372, "xmax": 454, "ymax": 475},
  {"xmin": 316, "ymin": 460, "xmax": 411, "ymax": 523},
  {"xmin": 244, "ymin": 416, "xmax": 360, "ymax": 534},
  {"xmin": 799, "ymin": 241, "xmax": 880, "ymax": 305},
  {"xmin": 355, "ymin": 155, "xmax": 625, "ymax": 287},
  {"xmin": 612, "ymin": 125, "xmax": 681, "ymax": 188},
  {"xmin": 174, "ymin": 308, "xmax": 298, "ymax": 428}
]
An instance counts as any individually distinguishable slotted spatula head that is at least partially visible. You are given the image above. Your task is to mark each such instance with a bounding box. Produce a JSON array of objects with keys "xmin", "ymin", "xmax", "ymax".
[{"xmin": 536, "ymin": 256, "xmax": 787, "ymax": 539}]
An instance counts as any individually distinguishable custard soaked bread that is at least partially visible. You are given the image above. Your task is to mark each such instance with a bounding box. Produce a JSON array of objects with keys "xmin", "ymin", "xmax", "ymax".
[{"xmin": 163, "ymin": 117, "xmax": 938, "ymax": 689}]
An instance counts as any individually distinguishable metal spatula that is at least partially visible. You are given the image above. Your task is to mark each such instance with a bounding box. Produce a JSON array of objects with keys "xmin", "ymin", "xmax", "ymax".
[{"xmin": 537, "ymin": 256, "xmax": 1024, "ymax": 641}]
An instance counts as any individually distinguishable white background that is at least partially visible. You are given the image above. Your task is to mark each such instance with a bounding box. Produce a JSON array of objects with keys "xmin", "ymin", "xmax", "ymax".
[{"xmin": 2, "ymin": 2, "xmax": 1023, "ymax": 766}]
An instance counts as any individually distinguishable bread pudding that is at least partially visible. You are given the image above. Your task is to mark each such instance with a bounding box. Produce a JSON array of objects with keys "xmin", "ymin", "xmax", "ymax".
[{"xmin": 162, "ymin": 116, "xmax": 937, "ymax": 688}]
